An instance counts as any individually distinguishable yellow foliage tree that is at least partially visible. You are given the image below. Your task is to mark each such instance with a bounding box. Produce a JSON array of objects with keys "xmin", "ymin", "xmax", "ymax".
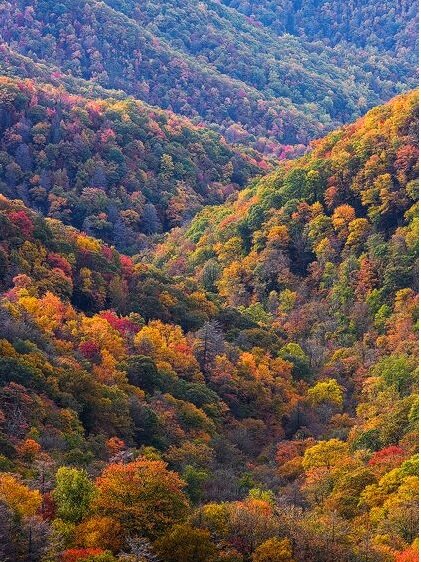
[
  {"xmin": 0, "ymin": 473, "xmax": 42, "ymax": 518},
  {"xmin": 252, "ymin": 537, "xmax": 295, "ymax": 562},
  {"xmin": 94, "ymin": 457, "xmax": 189, "ymax": 539},
  {"xmin": 79, "ymin": 315, "xmax": 126, "ymax": 360},
  {"xmin": 134, "ymin": 320, "xmax": 200, "ymax": 378},
  {"xmin": 76, "ymin": 515, "xmax": 123, "ymax": 552},
  {"xmin": 307, "ymin": 379, "xmax": 344, "ymax": 407},
  {"xmin": 303, "ymin": 439, "xmax": 349, "ymax": 471}
]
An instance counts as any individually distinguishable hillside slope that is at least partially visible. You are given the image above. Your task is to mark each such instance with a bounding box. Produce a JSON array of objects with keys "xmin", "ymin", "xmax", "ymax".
[
  {"xmin": 0, "ymin": 0, "xmax": 417, "ymax": 154},
  {"xmin": 222, "ymin": 0, "xmax": 418, "ymax": 58},
  {"xmin": 155, "ymin": 89, "xmax": 418, "ymax": 291},
  {"xmin": 0, "ymin": 93, "xmax": 417, "ymax": 561},
  {"xmin": 0, "ymin": 76, "xmax": 262, "ymax": 253}
]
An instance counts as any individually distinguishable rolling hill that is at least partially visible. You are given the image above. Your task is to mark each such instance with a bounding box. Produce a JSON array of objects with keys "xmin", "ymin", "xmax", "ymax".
[{"xmin": 0, "ymin": 76, "xmax": 262, "ymax": 253}]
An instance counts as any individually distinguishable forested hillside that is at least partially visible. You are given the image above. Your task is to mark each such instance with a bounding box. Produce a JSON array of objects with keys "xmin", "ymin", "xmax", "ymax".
[
  {"xmin": 0, "ymin": 0, "xmax": 417, "ymax": 153},
  {"xmin": 0, "ymin": 91, "xmax": 417, "ymax": 562},
  {"xmin": 0, "ymin": 0, "xmax": 418, "ymax": 559},
  {"xmin": 222, "ymin": 0, "xmax": 417, "ymax": 57},
  {"xmin": 0, "ymin": 77, "xmax": 262, "ymax": 253}
]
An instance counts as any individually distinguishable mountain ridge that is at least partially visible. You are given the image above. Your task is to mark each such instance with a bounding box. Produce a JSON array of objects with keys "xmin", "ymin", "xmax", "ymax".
[
  {"xmin": 0, "ymin": 75, "xmax": 263, "ymax": 253},
  {"xmin": 1, "ymin": 0, "xmax": 417, "ymax": 154}
]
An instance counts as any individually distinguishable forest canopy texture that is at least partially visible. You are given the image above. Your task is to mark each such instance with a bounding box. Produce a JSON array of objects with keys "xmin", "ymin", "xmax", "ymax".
[{"xmin": 0, "ymin": 2, "xmax": 418, "ymax": 562}]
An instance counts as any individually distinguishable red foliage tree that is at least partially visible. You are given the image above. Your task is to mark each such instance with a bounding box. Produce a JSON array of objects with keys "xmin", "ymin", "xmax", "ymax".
[
  {"xmin": 61, "ymin": 548, "xmax": 105, "ymax": 562},
  {"xmin": 9, "ymin": 210, "xmax": 34, "ymax": 237}
]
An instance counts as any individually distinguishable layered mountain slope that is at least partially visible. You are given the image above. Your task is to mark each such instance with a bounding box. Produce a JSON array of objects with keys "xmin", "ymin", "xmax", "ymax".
[
  {"xmin": 0, "ymin": 76, "xmax": 262, "ymax": 253},
  {"xmin": 0, "ymin": 0, "xmax": 416, "ymax": 154},
  {"xmin": 222, "ymin": 0, "xmax": 418, "ymax": 58},
  {"xmin": 155, "ymin": 89, "xmax": 419, "ymax": 292},
  {"xmin": 104, "ymin": 0, "xmax": 412, "ymax": 115},
  {"xmin": 0, "ymin": 93, "xmax": 417, "ymax": 561}
]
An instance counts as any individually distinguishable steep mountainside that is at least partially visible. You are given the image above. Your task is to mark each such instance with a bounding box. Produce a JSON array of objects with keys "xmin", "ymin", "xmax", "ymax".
[
  {"xmin": 155, "ymin": 90, "xmax": 418, "ymax": 292},
  {"xmin": 0, "ymin": 0, "xmax": 417, "ymax": 154},
  {"xmin": 0, "ymin": 92, "xmax": 417, "ymax": 562},
  {"xmin": 0, "ymin": 77, "xmax": 262, "ymax": 253}
]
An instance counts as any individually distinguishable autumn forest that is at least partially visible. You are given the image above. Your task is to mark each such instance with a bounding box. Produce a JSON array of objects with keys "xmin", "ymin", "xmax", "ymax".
[{"xmin": 0, "ymin": 1, "xmax": 418, "ymax": 562}]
